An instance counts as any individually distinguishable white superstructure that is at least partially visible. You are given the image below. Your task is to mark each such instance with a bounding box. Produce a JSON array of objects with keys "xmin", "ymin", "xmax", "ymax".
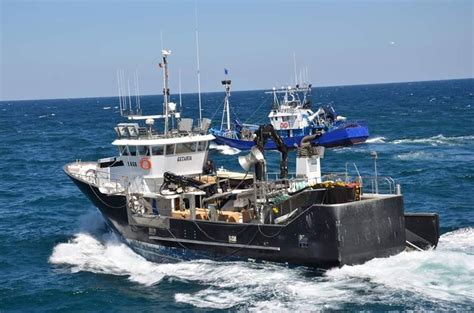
[
  {"xmin": 66, "ymin": 49, "xmax": 214, "ymax": 195},
  {"xmin": 267, "ymin": 85, "xmax": 315, "ymax": 132}
]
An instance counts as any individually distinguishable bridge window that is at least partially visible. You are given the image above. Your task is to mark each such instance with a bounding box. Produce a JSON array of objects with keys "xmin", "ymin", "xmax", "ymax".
[
  {"xmin": 176, "ymin": 142, "xmax": 197, "ymax": 154},
  {"xmin": 197, "ymin": 141, "xmax": 208, "ymax": 151},
  {"xmin": 165, "ymin": 144, "xmax": 175, "ymax": 155},
  {"xmin": 128, "ymin": 146, "xmax": 137, "ymax": 156},
  {"xmin": 137, "ymin": 145, "xmax": 150, "ymax": 156},
  {"xmin": 119, "ymin": 146, "xmax": 129, "ymax": 156},
  {"xmin": 151, "ymin": 145, "xmax": 164, "ymax": 155}
]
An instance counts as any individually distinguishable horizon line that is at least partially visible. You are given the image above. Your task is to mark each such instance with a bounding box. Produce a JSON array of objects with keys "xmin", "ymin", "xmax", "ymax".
[{"xmin": 1, "ymin": 77, "xmax": 472, "ymax": 103}]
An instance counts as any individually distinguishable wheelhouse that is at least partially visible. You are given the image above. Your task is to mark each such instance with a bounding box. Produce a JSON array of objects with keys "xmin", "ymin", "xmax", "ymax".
[{"xmin": 108, "ymin": 134, "xmax": 214, "ymax": 180}]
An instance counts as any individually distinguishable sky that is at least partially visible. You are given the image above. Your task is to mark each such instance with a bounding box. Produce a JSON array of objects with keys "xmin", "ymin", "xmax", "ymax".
[{"xmin": 1, "ymin": 0, "xmax": 473, "ymax": 101}]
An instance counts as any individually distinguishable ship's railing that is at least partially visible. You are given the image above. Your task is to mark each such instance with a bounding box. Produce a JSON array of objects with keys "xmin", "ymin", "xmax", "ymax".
[
  {"xmin": 275, "ymin": 106, "xmax": 301, "ymax": 114},
  {"xmin": 332, "ymin": 119, "xmax": 367, "ymax": 129},
  {"xmin": 66, "ymin": 162, "xmax": 125, "ymax": 194},
  {"xmin": 265, "ymin": 172, "xmax": 300, "ymax": 181},
  {"xmin": 265, "ymin": 172, "xmax": 397, "ymax": 195},
  {"xmin": 321, "ymin": 173, "xmax": 396, "ymax": 195}
]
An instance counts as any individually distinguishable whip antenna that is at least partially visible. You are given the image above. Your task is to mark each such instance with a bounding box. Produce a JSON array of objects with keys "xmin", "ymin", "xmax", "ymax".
[{"xmin": 195, "ymin": 2, "xmax": 202, "ymax": 127}]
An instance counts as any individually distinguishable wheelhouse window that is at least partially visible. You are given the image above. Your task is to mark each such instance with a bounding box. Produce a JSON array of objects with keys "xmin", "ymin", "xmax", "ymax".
[
  {"xmin": 165, "ymin": 144, "xmax": 175, "ymax": 155},
  {"xmin": 197, "ymin": 141, "xmax": 208, "ymax": 151},
  {"xmin": 137, "ymin": 145, "xmax": 150, "ymax": 156},
  {"xmin": 119, "ymin": 146, "xmax": 129, "ymax": 156},
  {"xmin": 151, "ymin": 145, "xmax": 164, "ymax": 156},
  {"xmin": 176, "ymin": 142, "xmax": 197, "ymax": 154},
  {"xmin": 128, "ymin": 146, "xmax": 137, "ymax": 156}
]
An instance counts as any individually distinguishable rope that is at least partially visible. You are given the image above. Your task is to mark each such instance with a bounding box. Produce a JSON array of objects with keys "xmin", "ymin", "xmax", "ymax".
[
  {"xmin": 257, "ymin": 223, "xmax": 285, "ymax": 238},
  {"xmin": 209, "ymin": 98, "xmax": 225, "ymax": 122},
  {"xmin": 243, "ymin": 94, "xmax": 272, "ymax": 124},
  {"xmin": 215, "ymin": 227, "xmax": 260, "ymax": 261},
  {"xmin": 227, "ymin": 171, "xmax": 249, "ymax": 192},
  {"xmin": 88, "ymin": 179, "xmax": 126, "ymax": 209}
]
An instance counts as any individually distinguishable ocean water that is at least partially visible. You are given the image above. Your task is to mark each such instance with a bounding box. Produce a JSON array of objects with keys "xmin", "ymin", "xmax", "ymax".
[{"xmin": 1, "ymin": 79, "xmax": 473, "ymax": 311}]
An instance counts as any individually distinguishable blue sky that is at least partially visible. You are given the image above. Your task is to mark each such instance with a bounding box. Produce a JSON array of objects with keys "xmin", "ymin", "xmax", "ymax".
[{"xmin": 1, "ymin": 0, "xmax": 473, "ymax": 100}]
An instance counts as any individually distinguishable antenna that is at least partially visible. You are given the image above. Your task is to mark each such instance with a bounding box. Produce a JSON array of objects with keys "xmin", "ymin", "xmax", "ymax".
[
  {"xmin": 127, "ymin": 79, "xmax": 132, "ymax": 115},
  {"xmin": 120, "ymin": 70, "xmax": 127, "ymax": 114},
  {"xmin": 179, "ymin": 68, "xmax": 182, "ymax": 113},
  {"xmin": 134, "ymin": 70, "xmax": 141, "ymax": 115},
  {"xmin": 161, "ymin": 49, "xmax": 171, "ymax": 135},
  {"xmin": 195, "ymin": 2, "xmax": 203, "ymax": 127},
  {"xmin": 293, "ymin": 51, "xmax": 298, "ymax": 87},
  {"xmin": 117, "ymin": 69, "xmax": 123, "ymax": 116}
]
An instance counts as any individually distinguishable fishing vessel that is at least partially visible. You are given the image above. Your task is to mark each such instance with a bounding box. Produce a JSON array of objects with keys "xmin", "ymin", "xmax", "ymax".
[
  {"xmin": 64, "ymin": 50, "xmax": 439, "ymax": 268},
  {"xmin": 209, "ymin": 80, "xmax": 369, "ymax": 150}
]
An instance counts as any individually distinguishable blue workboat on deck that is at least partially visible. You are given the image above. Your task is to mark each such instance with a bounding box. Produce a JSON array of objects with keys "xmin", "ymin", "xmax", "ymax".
[{"xmin": 209, "ymin": 79, "xmax": 369, "ymax": 150}]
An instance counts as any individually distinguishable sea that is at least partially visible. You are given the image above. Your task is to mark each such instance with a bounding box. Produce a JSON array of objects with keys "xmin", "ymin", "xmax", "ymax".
[{"xmin": 1, "ymin": 79, "xmax": 473, "ymax": 311}]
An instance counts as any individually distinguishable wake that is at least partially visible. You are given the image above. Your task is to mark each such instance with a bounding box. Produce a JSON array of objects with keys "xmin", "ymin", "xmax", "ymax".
[
  {"xmin": 209, "ymin": 142, "xmax": 241, "ymax": 155},
  {"xmin": 50, "ymin": 211, "xmax": 474, "ymax": 310}
]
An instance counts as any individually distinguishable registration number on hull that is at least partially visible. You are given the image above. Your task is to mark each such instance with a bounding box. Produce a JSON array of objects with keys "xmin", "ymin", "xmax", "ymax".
[{"xmin": 177, "ymin": 156, "xmax": 192, "ymax": 162}]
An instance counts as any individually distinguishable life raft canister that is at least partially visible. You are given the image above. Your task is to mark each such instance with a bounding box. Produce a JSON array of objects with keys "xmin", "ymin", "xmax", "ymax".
[{"xmin": 140, "ymin": 158, "xmax": 152, "ymax": 170}]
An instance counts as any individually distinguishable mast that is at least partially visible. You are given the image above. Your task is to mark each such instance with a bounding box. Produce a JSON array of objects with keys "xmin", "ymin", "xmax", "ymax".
[
  {"xmin": 195, "ymin": 4, "xmax": 202, "ymax": 127},
  {"xmin": 221, "ymin": 76, "xmax": 232, "ymax": 131},
  {"xmin": 161, "ymin": 49, "xmax": 171, "ymax": 135},
  {"xmin": 272, "ymin": 87, "xmax": 279, "ymax": 110}
]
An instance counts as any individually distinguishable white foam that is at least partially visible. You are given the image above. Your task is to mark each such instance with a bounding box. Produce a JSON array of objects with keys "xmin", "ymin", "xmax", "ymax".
[
  {"xmin": 396, "ymin": 151, "xmax": 433, "ymax": 160},
  {"xmin": 392, "ymin": 134, "xmax": 474, "ymax": 146},
  {"xmin": 49, "ymin": 232, "xmax": 168, "ymax": 285},
  {"xmin": 366, "ymin": 136, "xmax": 386, "ymax": 143},
  {"xmin": 438, "ymin": 227, "xmax": 474, "ymax": 254},
  {"xmin": 50, "ymin": 215, "xmax": 474, "ymax": 309},
  {"xmin": 103, "ymin": 106, "xmax": 111, "ymax": 110},
  {"xmin": 175, "ymin": 289, "xmax": 246, "ymax": 309},
  {"xmin": 327, "ymin": 227, "xmax": 474, "ymax": 304},
  {"xmin": 209, "ymin": 142, "xmax": 241, "ymax": 155}
]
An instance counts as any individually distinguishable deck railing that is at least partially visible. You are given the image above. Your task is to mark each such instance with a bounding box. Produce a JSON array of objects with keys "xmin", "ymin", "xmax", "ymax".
[
  {"xmin": 68, "ymin": 160, "xmax": 398, "ymax": 199},
  {"xmin": 265, "ymin": 171, "xmax": 397, "ymax": 195},
  {"xmin": 67, "ymin": 163, "xmax": 125, "ymax": 194}
]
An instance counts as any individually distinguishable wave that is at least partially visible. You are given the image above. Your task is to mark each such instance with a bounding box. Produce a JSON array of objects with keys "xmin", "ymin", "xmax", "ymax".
[
  {"xmin": 327, "ymin": 240, "xmax": 474, "ymax": 306},
  {"xmin": 50, "ymin": 212, "xmax": 474, "ymax": 310},
  {"xmin": 395, "ymin": 151, "xmax": 433, "ymax": 161},
  {"xmin": 209, "ymin": 142, "xmax": 241, "ymax": 155},
  {"xmin": 103, "ymin": 106, "xmax": 111, "ymax": 110},
  {"xmin": 38, "ymin": 113, "xmax": 55, "ymax": 118},
  {"xmin": 392, "ymin": 134, "xmax": 474, "ymax": 146},
  {"xmin": 366, "ymin": 136, "xmax": 386, "ymax": 144}
]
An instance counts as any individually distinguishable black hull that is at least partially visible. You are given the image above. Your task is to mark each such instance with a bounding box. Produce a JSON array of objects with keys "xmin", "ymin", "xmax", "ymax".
[{"xmin": 68, "ymin": 175, "xmax": 438, "ymax": 268}]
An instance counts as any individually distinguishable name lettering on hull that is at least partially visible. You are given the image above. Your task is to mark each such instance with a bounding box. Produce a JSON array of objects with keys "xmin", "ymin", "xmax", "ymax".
[{"xmin": 177, "ymin": 156, "xmax": 192, "ymax": 162}]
